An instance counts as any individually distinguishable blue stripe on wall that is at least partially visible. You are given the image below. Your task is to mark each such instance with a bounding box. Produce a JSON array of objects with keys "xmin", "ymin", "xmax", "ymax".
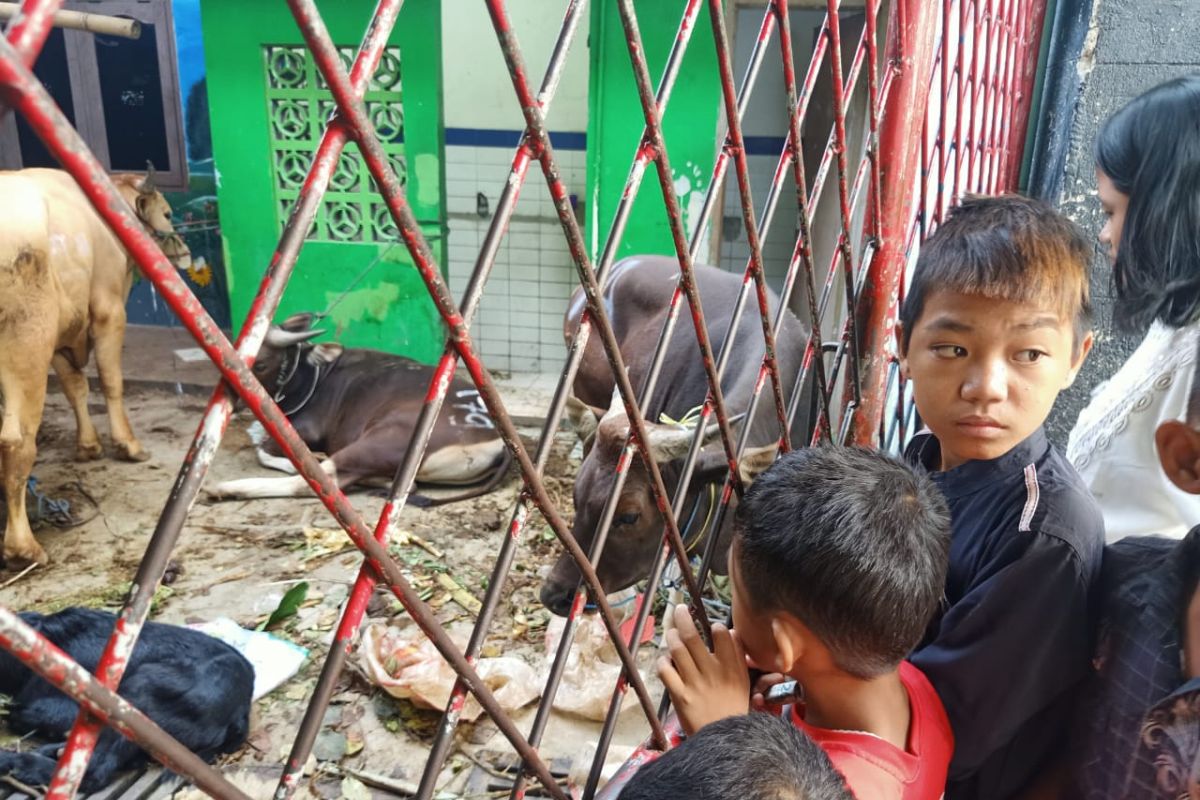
[
  {"xmin": 444, "ymin": 128, "xmax": 788, "ymax": 157},
  {"xmin": 444, "ymin": 127, "xmax": 588, "ymax": 151},
  {"xmin": 743, "ymin": 135, "xmax": 787, "ymax": 157}
]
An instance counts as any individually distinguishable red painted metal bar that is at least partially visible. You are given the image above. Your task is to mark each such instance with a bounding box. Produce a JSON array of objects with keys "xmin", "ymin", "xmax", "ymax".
[
  {"xmin": 776, "ymin": 1, "xmax": 834, "ymax": 443},
  {"xmin": 504, "ymin": 9, "xmax": 835, "ymax": 796},
  {"xmin": 483, "ymin": 0, "xmax": 715, "ymax": 637},
  {"xmin": 285, "ymin": 0, "xmax": 669, "ymax": 751},
  {"xmin": 0, "ymin": 609, "xmax": 253, "ymax": 800},
  {"xmin": 850, "ymin": 0, "xmax": 940, "ymax": 444},
  {"xmin": 0, "ymin": 27, "xmax": 571, "ymax": 799},
  {"xmin": 280, "ymin": 6, "xmax": 592, "ymax": 799},
  {"xmin": 1003, "ymin": 0, "xmax": 1045, "ymax": 187},
  {"xmin": 614, "ymin": 0, "xmax": 749, "ymax": 500},
  {"xmin": 707, "ymin": 0, "xmax": 792, "ymax": 452},
  {"xmin": 44, "ymin": 6, "xmax": 404, "ymax": 797},
  {"xmin": 1, "ymin": 0, "xmax": 59, "ymax": 64},
  {"xmin": 825, "ymin": 0, "xmax": 867, "ymax": 426},
  {"xmin": 0, "ymin": 0, "xmax": 62, "ymax": 128},
  {"xmin": 582, "ymin": 6, "xmax": 890, "ymax": 780}
]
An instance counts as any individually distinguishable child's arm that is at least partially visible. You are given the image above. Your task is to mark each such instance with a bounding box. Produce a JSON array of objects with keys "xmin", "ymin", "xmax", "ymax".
[
  {"xmin": 910, "ymin": 537, "xmax": 1092, "ymax": 782},
  {"xmin": 657, "ymin": 605, "xmax": 751, "ymax": 735}
]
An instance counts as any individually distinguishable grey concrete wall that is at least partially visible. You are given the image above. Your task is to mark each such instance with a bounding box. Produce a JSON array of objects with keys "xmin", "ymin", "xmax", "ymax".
[{"xmin": 1045, "ymin": 0, "xmax": 1200, "ymax": 445}]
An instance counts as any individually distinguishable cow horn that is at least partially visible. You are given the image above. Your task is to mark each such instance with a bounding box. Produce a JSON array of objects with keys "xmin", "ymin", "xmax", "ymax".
[
  {"xmin": 644, "ymin": 411, "xmax": 748, "ymax": 464},
  {"xmin": 265, "ymin": 326, "xmax": 324, "ymax": 348},
  {"xmin": 140, "ymin": 161, "xmax": 157, "ymax": 194}
]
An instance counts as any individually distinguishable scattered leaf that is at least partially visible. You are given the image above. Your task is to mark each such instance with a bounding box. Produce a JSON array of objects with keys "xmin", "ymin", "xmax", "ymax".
[{"xmin": 261, "ymin": 581, "xmax": 309, "ymax": 631}]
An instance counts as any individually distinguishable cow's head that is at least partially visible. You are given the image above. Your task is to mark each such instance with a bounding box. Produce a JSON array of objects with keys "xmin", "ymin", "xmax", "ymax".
[
  {"xmin": 539, "ymin": 392, "xmax": 778, "ymax": 616},
  {"xmin": 114, "ymin": 164, "xmax": 192, "ymax": 270},
  {"xmin": 252, "ymin": 312, "xmax": 327, "ymax": 397}
]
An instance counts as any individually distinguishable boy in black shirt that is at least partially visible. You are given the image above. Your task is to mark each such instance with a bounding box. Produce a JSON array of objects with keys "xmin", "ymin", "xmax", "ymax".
[{"xmin": 899, "ymin": 195, "xmax": 1105, "ymax": 800}]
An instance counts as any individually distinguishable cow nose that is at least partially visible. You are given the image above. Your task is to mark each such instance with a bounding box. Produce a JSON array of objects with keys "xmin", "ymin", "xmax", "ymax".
[{"xmin": 539, "ymin": 580, "xmax": 575, "ymax": 617}]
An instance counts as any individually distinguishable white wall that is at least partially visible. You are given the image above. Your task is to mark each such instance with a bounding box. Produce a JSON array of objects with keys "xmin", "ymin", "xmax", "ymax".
[{"xmin": 442, "ymin": 0, "xmax": 590, "ymax": 373}]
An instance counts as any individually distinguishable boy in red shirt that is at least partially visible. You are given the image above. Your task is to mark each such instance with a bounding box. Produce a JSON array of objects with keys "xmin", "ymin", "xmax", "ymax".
[{"xmin": 660, "ymin": 446, "xmax": 954, "ymax": 799}]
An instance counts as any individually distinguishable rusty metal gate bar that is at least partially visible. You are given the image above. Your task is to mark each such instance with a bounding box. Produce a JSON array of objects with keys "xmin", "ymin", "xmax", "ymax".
[
  {"xmin": 0, "ymin": 0, "xmax": 1047, "ymax": 797},
  {"xmin": 871, "ymin": 0, "xmax": 1044, "ymax": 450}
]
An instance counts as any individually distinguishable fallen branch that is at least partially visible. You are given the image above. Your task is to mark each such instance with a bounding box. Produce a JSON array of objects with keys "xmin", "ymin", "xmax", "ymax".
[
  {"xmin": 0, "ymin": 3, "xmax": 141, "ymax": 39},
  {"xmin": 0, "ymin": 562, "xmax": 38, "ymax": 590}
]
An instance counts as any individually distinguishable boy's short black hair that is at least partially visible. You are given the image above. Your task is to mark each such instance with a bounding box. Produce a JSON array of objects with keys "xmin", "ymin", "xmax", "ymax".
[
  {"xmin": 734, "ymin": 445, "xmax": 950, "ymax": 679},
  {"xmin": 1096, "ymin": 74, "xmax": 1200, "ymax": 332},
  {"xmin": 618, "ymin": 713, "xmax": 852, "ymax": 800},
  {"xmin": 898, "ymin": 194, "xmax": 1093, "ymax": 353}
]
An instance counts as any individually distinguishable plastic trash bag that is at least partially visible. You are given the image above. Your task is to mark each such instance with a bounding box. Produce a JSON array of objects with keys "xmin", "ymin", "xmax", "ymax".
[
  {"xmin": 543, "ymin": 589, "xmax": 653, "ymax": 721},
  {"xmin": 358, "ymin": 623, "xmax": 540, "ymax": 722}
]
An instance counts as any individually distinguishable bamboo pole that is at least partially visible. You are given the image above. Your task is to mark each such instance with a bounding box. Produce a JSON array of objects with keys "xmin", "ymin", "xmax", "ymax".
[{"xmin": 0, "ymin": 3, "xmax": 140, "ymax": 39}]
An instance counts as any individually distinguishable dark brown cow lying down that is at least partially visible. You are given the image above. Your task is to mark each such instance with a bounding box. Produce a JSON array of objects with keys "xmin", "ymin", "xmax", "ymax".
[
  {"xmin": 540, "ymin": 256, "xmax": 810, "ymax": 615},
  {"xmin": 208, "ymin": 314, "xmax": 509, "ymax": 504}
]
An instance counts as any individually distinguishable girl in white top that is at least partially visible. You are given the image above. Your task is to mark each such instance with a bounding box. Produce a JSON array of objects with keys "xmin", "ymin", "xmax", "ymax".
[{"xmin": 1067, "ymin": 74, "xmax": 1200, "ymax": 543}]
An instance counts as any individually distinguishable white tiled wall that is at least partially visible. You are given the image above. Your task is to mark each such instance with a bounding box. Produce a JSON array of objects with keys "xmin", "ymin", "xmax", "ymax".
[
  {"xmin": 718, "ymin": 154, "xmax": 799, "ymax": 291},
  {"xmin": 446, "ymin": 144, "xmax": 588, "ymax": 374}
]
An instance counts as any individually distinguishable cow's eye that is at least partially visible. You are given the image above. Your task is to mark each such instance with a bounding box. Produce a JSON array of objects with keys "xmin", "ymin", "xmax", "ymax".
[{"xmin": 614, "ymin": 511, "xmax": 640, "ymax": 527}]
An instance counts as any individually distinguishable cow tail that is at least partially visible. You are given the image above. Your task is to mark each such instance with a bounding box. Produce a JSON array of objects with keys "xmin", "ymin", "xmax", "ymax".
[{"xmin": 411, "ymin": 445, "xmax": 513, "ymax": 509}]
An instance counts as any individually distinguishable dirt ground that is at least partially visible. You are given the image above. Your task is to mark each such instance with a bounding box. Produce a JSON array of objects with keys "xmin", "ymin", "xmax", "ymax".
[{"xmin": 1, "ymin": 386, "xmax": 663, "ymax": 798}]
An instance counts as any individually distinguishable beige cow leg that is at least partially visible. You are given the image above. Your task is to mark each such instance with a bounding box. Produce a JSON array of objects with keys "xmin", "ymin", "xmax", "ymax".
[
  {"xmin": 90, "ymin": 308, "xmax": 146, "ymax": 462},
  {"xmin": 0, "ymin": 359, "xmax": 51, "ymax": 566},
  {"xmin": 52, "ymin": 352, "xmax": 103, "ymax": 461}
]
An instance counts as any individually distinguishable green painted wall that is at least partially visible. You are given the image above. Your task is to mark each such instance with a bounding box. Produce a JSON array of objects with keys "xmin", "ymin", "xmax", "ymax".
[
  {"xmin": 200, "ymin": 0, "xmax": 445, "ymax": 362},
  {"xmin": 585, "ymin": 0, "xmax": 722, "ymax": 263}
]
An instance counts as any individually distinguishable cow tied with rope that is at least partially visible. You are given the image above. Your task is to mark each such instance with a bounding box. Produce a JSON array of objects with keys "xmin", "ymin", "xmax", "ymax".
[{"xmin": 207, "ymin": 313, "xmax": 511, "ymax": 505}]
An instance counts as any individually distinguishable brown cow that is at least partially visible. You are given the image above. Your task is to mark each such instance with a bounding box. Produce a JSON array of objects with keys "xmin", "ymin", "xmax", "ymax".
[
  {"xmin": 206, "ymin": 313, "xmax": 510, "ymax": 504},
  {"xmin": 0, "ymin": 167, "xmax": 191, "ymax": 566},
  {"xmin": 540, "ymin": 256, "xmax": 809, "ymax": 615}
]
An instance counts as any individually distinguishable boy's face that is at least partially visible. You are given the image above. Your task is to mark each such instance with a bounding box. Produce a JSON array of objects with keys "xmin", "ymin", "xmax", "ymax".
[
  {"xmin": 728, "ymin": 542, "xmax": 777, "ymax": 673},
  {"xmin": 900, "ymin": 290, "xmax": 1092, "ymax": 470}
]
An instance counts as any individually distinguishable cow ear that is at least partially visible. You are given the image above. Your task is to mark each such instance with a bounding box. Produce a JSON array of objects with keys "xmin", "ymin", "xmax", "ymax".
[
  {"xmin": 565, "ymin": 395, "xmax": 603, "ymax": 445},
  {"xmin": 281, "ymin": 312, "xmax": 316, "ymax": 332},
  {"xmin": 737, "ymin": 441, "xmax": 779, "ymax": 486},
  {"xmin": 308, "ymin": 342, "xmax": 342, "ymax": 365}
]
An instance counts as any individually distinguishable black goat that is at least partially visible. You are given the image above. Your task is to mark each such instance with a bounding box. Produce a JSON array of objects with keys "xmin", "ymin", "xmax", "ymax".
[{"xmin": 0, "ymin": 607, "xmax": 254, "ymax": 792}]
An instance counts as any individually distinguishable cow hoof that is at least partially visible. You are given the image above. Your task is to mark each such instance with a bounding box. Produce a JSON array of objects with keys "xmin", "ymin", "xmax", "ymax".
[
  {"xmin": 4, "ymin": 543, "xmax": 49, "ymax": 568},
  {"xmin": 115, "ymin": 442, "xmax": 150, "ymax": 463},
  {"xmin": 75, "ymin": 443, "xmax": 103, "ymax": 462}
]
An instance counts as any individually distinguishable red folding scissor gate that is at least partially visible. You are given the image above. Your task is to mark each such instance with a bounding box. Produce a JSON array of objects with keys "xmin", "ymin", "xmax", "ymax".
[{"xmin": 0, "ymin": 0, "xmax": 1043, "ymax": 797}]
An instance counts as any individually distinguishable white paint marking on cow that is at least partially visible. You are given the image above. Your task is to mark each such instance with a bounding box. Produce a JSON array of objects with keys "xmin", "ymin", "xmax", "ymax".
[
  {"xmin": 256, "ymin": 446, "xmax": 298, "ymax": 475},
  {"xmin": 246, "ymin": 421, "xmax": 266, "ymax": 446},
  {"xmin": 49, "ymin": 233, "xmax": 68, "ymax": 258},
  {"xmin": 449, "ymin": 389, "xmax": 494, "ymax": 430},
  {"xmin": 209, "ymin": 459, "xmax": 338, "ymax": 500},
  {"xmin": 417, "ymin": 439, "xmax": 505, "ymax": 484}
]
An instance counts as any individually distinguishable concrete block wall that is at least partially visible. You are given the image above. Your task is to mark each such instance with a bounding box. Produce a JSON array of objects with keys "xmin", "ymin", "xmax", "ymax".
[{"xmin": 1046, "ymin": 0, "xmax": 1200, "ymax": 442}]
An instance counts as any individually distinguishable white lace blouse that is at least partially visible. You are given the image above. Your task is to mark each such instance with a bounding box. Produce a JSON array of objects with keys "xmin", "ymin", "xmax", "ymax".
[{"xmin": 1067, "ymin": 322, "xmax": 1200, "ymax": 543}]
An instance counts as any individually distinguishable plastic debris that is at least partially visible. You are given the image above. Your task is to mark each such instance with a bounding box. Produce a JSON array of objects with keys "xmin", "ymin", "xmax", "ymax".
[
  {"xmin": 359, "ymin": 624, "xmax": 540, "ymax": 722},
  {"xmin": 188, "ymin": 617, "xmax": 309, "ymax": 700}
]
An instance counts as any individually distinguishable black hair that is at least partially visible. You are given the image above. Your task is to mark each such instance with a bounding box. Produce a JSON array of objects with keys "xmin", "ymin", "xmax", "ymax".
[
  {"xmin": 898, "ymin": 194, "xmax": 1093, "ymax": 353},
  {"xmin": 618, "ymin": 713, "xmax": 852, "ymax": 800},
  {"xmin": 733, "ymin": 445, "xmax": 950, "ymax": 678},
  {"xmin": 1096, "ymin": 74, "xmax": 1200, "ymax": 331}
]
